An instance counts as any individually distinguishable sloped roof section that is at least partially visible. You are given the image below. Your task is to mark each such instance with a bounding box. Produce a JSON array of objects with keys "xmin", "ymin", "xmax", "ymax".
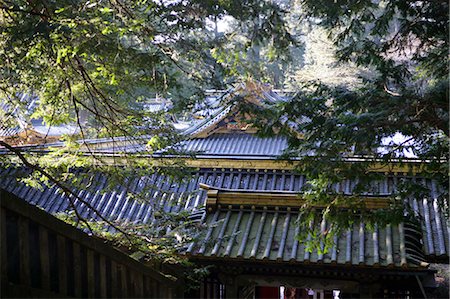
[
  {"xmin": 0, "ymin": 167, "xmax": 447, "ymax": 265},
  {"xmin": 178, "ymin": 133, "xmax": 288, "ymax": 158},
  {"xmin": 0, "ymin": 94, "xmax": 33, "ymax": 138},
  {"xmin": 0, "ymin": 94, "xmax": 79, "ymax": 144},
  {"xmin": 181, "ymin": 82, "xmax": 288, "ymax": 138},
  {"xmin": 185, "ymin": 207, "xmax": 426, "ymax": 269}
]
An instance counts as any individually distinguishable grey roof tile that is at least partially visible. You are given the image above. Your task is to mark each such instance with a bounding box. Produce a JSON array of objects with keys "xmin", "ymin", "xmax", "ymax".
[{"xmin": 0, "ymin": 167, "xmax": 447, "ymax": 266}]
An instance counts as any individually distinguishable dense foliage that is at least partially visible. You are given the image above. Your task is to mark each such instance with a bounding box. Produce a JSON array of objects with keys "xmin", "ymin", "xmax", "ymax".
[
  {"xmin": 0, "ymin": 0, "xmax": 294, "ymax": 137},
  {"xmin": 0, "ymin": 0, "xmax": 297, "ymax": 265},
  {"xmin": 250, "ymin": 0, "xmax": 449, "ymax": 246}
]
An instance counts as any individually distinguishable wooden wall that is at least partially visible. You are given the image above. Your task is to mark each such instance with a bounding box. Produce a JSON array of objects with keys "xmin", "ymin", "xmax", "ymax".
[{"xmin": 1, "ymin": 189, "xmax": 183, "ymax": 298}]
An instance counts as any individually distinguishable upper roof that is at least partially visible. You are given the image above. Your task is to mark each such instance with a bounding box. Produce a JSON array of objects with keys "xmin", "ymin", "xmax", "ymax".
[
  {"xmin": 1, "ymin": 82, "xmax": 421, "ymax": 163},
  {"xmin": 0, "ymin": 83, "xmax": 297, "ymax": 162},
  {"xmin": 172, "ymin": 133, "xmax": 288, "ymax": 159}
]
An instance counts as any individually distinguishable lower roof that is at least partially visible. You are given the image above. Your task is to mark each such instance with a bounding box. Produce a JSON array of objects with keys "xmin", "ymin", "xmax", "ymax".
[
  {"xmin": 185, "ymin": 207, "xmax": 427, "ymax": 270},
  {"xmin": 0, "ymin": 167, "xmax": 448, "ymax": 269}
]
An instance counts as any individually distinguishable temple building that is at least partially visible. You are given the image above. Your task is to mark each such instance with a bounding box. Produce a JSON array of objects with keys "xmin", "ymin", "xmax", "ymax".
[
  {"xmin": 0, "ymin": 94, "xmax": 78, "ymax": 146},
  {"xmin": 1, "ymin": 84, "xmax": 448, "ymax": 298}
]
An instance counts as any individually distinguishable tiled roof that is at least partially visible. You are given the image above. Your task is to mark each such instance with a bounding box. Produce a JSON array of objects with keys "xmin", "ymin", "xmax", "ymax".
[
  {"xmin": 186, "ymin": 208, "xmax": 425, "ymax": 268},
  {"xmin": 182, "ymin": 105, "xmax": 233, "ymax": 137},
  {"xmin": 180, "ymin": 84, "xmax": 288, "ymax": 138},
  {"xmin": 178, "ymin": 134, "xmax": 288, "ymax": 158},
  {"xmin": 0, "ymin": 126, "xmax": 24, "ymax": 138},
  {"xmin": 0, "ymin": 167, "xmax": 447, "ymax": 266},
  {"xmin": 0, "ymin": 94, "xmax": 36, "ymax": 137},
  {"xmin": 7, "ymin": 133, "xmax": 289, "ymax": 157}
]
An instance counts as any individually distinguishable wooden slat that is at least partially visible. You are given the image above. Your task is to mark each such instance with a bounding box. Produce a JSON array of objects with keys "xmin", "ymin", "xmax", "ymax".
[
  {"xmin": 1, "ymin": 190, "xmax": 181, "ymax": 296},
  {"xmin": 120, "ymin": 264, "xmax": 128, "ymax": 297},
  {"xmin": 86, "ymin": 249, "xmax": 95, "ymax": 298},
  {"xmin": 73, "ymin": 243, "xmax": 82, "ymax": 297},
  {"xmin": 57, "ymin": 235, "xmax": 67, "ymax": 295},
  {"xmin": 18, "ymin": 217, "xmax": 30, "ymax": 286},
  {"xmin": 39, "ymin": 226, "xmax": 50, "ymax": 291},
  {"xmin": 150, "ymin": 277, "xmax": 158, "ymax": 298},
  {"xmin": 99, "ymin": 256, "xmax": 107, "ymax": 298},
  {"xmin": 142, "ymin": 275, "xmax": 150, "ymax": 298},
  {"xmin": 1, "ymin": 208, "xmax": 8, "ymax": 282},
  {"xmin": 87, "ymin": 249, "xmax": 95, "ymax": 297},
  {"xmin": 111, "ymin": 260, "xmax": 118, "ymax": 298},
  {"xmin": 129, "ymin": 270, "xmax": 135, "ymax": 298},
  {"xmin": 2, "ymin": 193, "xmax": 177, "ymax": 286},
  {"xmin": 136, "ymin": 273, "xmax": 144, "ymax": 298}
]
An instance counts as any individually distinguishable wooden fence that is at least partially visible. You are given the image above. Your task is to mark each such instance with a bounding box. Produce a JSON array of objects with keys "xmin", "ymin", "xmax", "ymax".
[{"xmin": 1, "ymin": 189, "xmax": 183, "ymax": 298}]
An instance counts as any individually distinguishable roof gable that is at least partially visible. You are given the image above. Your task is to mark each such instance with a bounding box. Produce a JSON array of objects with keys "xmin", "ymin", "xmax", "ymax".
[{"xmin": 182, "ymin": 82, "xmax": 287, "ymax": 138}]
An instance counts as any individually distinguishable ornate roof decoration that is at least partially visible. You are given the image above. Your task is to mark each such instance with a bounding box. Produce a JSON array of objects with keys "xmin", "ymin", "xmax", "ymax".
[
  {"xmin": 0, "ymin": 94, "xmax": 78, "ymax": 145},
  {"xmin": 181, "ymin": 81, "xmax": 287, "ymax": 138}
]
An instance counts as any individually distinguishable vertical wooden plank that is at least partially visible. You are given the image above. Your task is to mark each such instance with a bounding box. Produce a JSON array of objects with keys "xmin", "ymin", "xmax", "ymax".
[
  {"xmin": 158, "ymin": 285, "xmax": 164, "ymax": 299},
  {"xmin": 18, "ymin": 217, "xmax": 30, "ymax": 286},
  {"xmin": 73, "ymin": 243, "xmax": 82, "ymax": 298},
  {"xmin": 57, "ymin": 235, "xmax": 67, "ymax": 295},
  {"xmin": 1, "ymin": 208, "xmax": 8, "ymax": 282},
  {"xmin": 87, "ymin": 249, "xmax": 95, "ymax": 297},
  {"xmin": 142, "ymin": 275, "xmax": 150, "ymax": 298},
  {"xmin": 166, "ymin": 286, "xmax": 172, "ymax": 299},
  {"xmin": 39, "ymin": 226, "xmax": 50, "ymax": 291},
  {"xmin": 199, "ymin": 280, "xmax": 205, "ymax": 299},
  {"xmin": 99, "ymin": 255, "xmax": 107, "ymax": 298},
  {"xmin": 129, "ymin": 270, "xmax": 135, "ymax": 298},
  {"xmin": 120, "ymin": 265, "xmax": 128, "ymax": 298},
  {"xmin": 151, "ymin": 278, "xmax": 158, "ymax": 299},
  {"xmin": 149, "ymin": 276, "xmax": 157, "ymax": 299},
  {"xmin": 136, "ymin": 273, "xmax": 143, "ymax": 298},
  {"xmin": 111, "ymin": 260, "xmax": 118, "ymax": 297}
]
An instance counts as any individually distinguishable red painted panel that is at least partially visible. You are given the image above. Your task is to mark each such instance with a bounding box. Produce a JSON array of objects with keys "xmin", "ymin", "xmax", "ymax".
[{"xmin": 255, "ymin": 286, "xmax": 280, "ymax": 299}]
